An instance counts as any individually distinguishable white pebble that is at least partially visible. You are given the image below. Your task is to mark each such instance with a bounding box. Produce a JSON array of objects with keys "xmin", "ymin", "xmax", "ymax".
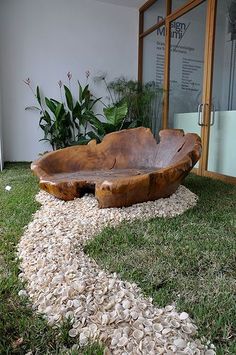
[
  {"xmin": 179, "ymin": 312, "xmax": 189, "ymax": 320},
  {"xmin": 18, "ymin": 289, "xmax": 27, "ymax": 297},
  {"xmin": 16, "ymin": 187, "xmax": 213, "ymax": 354}
]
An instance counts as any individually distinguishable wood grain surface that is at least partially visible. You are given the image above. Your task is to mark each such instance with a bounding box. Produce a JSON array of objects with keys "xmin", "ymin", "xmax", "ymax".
[{"xmin": 31, "ymin": 127, "xmax": 201, "ymax": 208}]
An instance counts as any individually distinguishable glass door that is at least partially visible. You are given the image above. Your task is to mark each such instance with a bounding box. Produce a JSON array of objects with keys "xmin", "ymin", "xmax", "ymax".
[
  {"xmin": 206, "ymin": 0, "xmax": 236, "ymax": 181},
  {"xmin": 167, "ymin": 0, "xmax": 208, "ymax": 171},
  {"xmin": 139, "ymin": 0, "xmax": 236, "ymax": 183}
]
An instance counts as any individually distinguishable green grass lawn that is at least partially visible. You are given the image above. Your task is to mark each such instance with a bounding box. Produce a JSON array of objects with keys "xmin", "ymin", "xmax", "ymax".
[
  {"xmin": 1, "ymin": 164, "xmax": 235, "ymax": 354},
  {"xmin": 0, "ymin": 163, "xmax": 103, "ymax": 355},
  {"xmin": 86, "ymin": 175, "xmax": 236, "ymax": 355}
]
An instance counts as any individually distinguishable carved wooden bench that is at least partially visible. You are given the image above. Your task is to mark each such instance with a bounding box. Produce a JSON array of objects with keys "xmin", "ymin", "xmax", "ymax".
[{"xmin": 31, "ymin": 127, "xmax": 201, "ymax": 208}]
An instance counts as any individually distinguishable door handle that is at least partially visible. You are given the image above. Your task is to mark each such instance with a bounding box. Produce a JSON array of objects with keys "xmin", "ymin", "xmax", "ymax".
[
  {"xmin": 198, "ymin": 103, "xmax": 204, "ymax": 126},
  {"xmin": 210, "ymin": 104, "xmax": 215, "ymax": 126}
]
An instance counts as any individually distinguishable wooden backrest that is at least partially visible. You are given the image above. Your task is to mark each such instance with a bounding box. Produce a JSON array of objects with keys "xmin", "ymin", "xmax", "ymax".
[{"xmin": 33, "ymin": 127, "xmax": 201, "ymax": 175}]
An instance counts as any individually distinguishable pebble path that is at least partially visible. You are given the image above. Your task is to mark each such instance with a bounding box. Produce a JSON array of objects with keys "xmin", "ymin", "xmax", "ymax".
[{"xmin": 18, "ymin": 186, "xmax": 215, "ymax": 355}]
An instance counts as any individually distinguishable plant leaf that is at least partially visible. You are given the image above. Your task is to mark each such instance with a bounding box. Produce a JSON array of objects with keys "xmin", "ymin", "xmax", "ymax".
[
  {"xmin": 50, "ymin": 98, "xmax": 61, "ymax": 105},
  {"xmin": 78, "ymin": 81, "xmax": 83, "ymax": 102},
  {"xmin": 36, "ymin": 86, "xmax": 41, "ymax": 105},
  {"xmin": 102, "ymin": 122, "xmax": 116, "ymax": 133},
  {"xmin": 45, "ymin": 98, "xmax": 57, "ymax": 115},
  {"xmin": 82, "ymin": 84, "xmax": 90, "ymax": 100},
  {"xmin": 103, "ymin": 101, "xmax": 128, "ymax": 126},
  {"xmin": 55, "ymin": 103, "xmax": 64, "ymax": 119},
  {"xmin": 89, "ymin": 116, "xmax": 105, "ymax": 136},
  {"xmin": 89, "ymin": 97, "xmax": 102, "ymax": 109},
  {"xmin": 64, "ymin": 85, "xmax": 74, "ymax": 111},
  {"xmin": 72, "ymin": 101, "xmax": 81, "ymax": 118}
]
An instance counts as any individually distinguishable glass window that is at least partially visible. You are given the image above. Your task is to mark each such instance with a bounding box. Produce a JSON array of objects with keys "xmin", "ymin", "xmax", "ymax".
[
  {"xmin": 142, "ymin": 29, "xmax": 165, "ymax": 137},
  {"xmin": 143, "ymin": 0, "xmax": 166, "ymax": 32},
  {"xmin": 207, "ymin": 0, "xmax": 236, "ymax": 177},
  {"xmin": 171, "ymin": 0, "xmax": 190, "ymax": 13},
  {"xmin": 168, "ymin": 2, "xmax": 207, "ymax": 168},
  {"xmin": 168, "ymin": 3, "xmax": 207, "ymax": 127}
]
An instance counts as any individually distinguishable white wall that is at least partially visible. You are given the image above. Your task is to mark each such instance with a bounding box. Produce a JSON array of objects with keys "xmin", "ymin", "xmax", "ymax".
[{"xmin": 0, "ymin": 0, "xmax": 138, "ymax": 161}]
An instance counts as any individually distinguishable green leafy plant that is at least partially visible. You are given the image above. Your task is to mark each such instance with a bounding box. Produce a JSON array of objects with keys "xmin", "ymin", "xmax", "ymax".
[
  {"xmin": 24, "ymin": 72, "xmax": 101, "ymax": 150},
  {"xmin": 88, "ymin": 101, "xmax": 128, "ymax": 141},
  {"xmin": 107, "ymin": 77, "xmax": 163, "ymax": 138},
  {"xmin": 90, "ymin": 74, "xmax": 163, "ymax": 142},
  {"xmin": 25, "ymin": 73, "xmax": 163, "ymax": 150}
]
